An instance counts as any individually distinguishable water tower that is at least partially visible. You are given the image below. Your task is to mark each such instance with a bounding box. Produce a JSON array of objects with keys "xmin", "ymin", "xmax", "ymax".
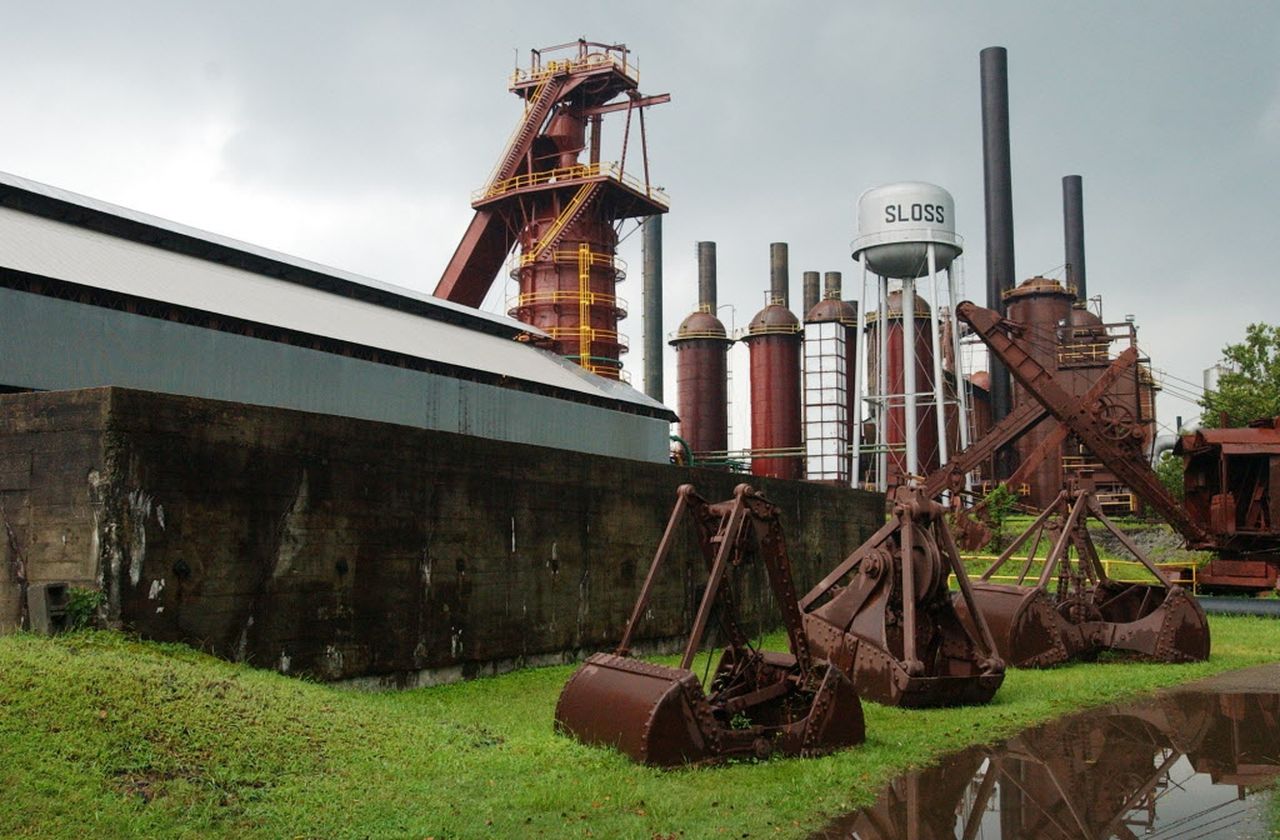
[{"xmin": 851, "ymin": 182, "xmax": 970, "ymax": 490}]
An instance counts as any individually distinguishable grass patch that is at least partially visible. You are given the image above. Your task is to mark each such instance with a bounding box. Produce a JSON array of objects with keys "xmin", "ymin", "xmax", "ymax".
[{"xmin": 2, "ymin": 616, "xmax": 1279, "ymax": 838}]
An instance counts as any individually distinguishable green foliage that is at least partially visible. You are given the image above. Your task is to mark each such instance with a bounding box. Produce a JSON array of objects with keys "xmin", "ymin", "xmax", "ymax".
[
  {"xmin": 64, "ymin": 588, "xmax": 105, "ymax": 630},
  {"xmin": 1154, "ymin": 451, "xmax": 1185, "ymax": 503},
  {"xmin": 1, "ymin": 620, "xmax": 1278, "ymax": 839},
  {"xmin": 985, "ymin": 483, "xmax": 1018, "ymax": 549},
  {"xmin": 1200, "ymin": 322, "xmax": 1280, "ymax": 428}
]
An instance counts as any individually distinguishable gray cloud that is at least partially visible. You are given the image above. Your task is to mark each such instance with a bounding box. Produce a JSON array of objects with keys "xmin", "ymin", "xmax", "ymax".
[{"xmin": 1, "ymin": 0, "xmax": 1276, "ymax": 433}]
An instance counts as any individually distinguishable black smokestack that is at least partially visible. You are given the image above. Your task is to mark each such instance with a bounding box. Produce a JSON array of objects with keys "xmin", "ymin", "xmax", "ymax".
[
  {"xmin": 981, "ymin": 45, "xmax": 1015, "ymax": 423},
  {"xmin": 642, "ymin": 216, "xmax": 664, "ymax": 402},
  {"xmin": 769, "ymin": 242, "xmax": 789, "ymax": 308},
  {"xmin": 802, "ymin": 271, "xmax": 820, "ymax": 315},
  {"xmin": 696, "ymin": 241, "xmax": 716, "ymax": 310},
  {"xmin": 1063, "ymin": 175, "xmax": 1087, "ymax": 303}
]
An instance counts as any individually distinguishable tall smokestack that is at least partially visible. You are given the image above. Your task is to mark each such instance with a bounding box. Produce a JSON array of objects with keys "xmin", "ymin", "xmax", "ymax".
[
  {"xmin": 1062, "ymin": 175, "xmax": 1087, "ymax": 303},
  {"xmin": 803, "ymin": 271, "xmax": 821, "ymax": 315},
  {"xmin": 823, "ymin": 271, "xmax": 842, "ymax": 298},
  {"xmin": 770, "ymin": 242, "xmax": 790, "ymax": 308},
  {"xmin": 642, "ymin": 216, "xmax": 664, "ymax": 402},
  {"xmin": 980, "ymin": 45, "xmax": 1015, "ymax": 423},
  {"xmin": 696, "ymin": 241, "xmax": 717, "ymax": 310}
]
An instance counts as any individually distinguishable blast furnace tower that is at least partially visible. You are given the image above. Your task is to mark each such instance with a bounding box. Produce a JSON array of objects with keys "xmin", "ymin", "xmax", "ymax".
[{"xmin": 434, "ymin": 40, "xmax": 669, "ymax": 380}]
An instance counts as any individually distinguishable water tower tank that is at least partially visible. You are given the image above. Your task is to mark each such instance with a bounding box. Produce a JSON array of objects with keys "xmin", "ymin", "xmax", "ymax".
[{"xmin": 852, "ymin": 182, "xmax": 962, "ymax": 279}]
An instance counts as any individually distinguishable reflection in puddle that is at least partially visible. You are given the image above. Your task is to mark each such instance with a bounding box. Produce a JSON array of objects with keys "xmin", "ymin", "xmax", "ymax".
[{"xmin": 814, "ymin": 688, "xmax": 1280, "ymax": 839}]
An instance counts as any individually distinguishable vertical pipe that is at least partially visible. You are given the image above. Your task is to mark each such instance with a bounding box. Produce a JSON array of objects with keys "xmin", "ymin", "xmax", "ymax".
[
  {"xmin": 851, "ymin": 262, "xmax": 867, "ymax": 488},
  {"xmin": 696, "ymin": 240, "xmax": 716, "ymax": 310},
  {"xmin": 980, "ymin": 46, "xmax": 1015, "ymax": 424},
  {"xmin": 903, "ymin": 278, "xmax": 919, "ymax": 478},
  {"xmin": 803, "ymin": 270, "xmax": 821, "ymax": 315},
  {"xmin": 927, "ymin": 244, "xmax": 948, "ymax": 470},
  {"xmin": 770, "ymin": 242, "xmax": 790, "ymax": 308},
  {"xmin": 948, "ymin": 265, "xmax": 972, "ymax": 488},
  {"xmin": 1063, "ymin": 175, "xmax": 1087, "ymax": 303},
  {"xmin": 642, "ymin": 215, "xmax": 664, "ymax": 402},
  {"xmin": 877, "ymin": 274, "xmax": 889, "ymax": 492}
]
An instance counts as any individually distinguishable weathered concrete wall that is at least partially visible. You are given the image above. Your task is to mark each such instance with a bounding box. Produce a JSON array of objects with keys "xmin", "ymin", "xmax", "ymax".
[{"xmin": 0, "ymin": 388, "xmax": 882, "ymax": 684}]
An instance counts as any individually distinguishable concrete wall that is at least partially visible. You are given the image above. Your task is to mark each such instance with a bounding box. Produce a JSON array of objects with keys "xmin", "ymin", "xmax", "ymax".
[{"xmin": 0, "ymin": 388, "xmax": 882, "ymax": 684}]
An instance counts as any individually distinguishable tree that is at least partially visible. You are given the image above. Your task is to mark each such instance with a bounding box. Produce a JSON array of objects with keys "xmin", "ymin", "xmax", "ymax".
[
  {"xmin": 1200, "ymin": 322, "xmax": 1280, "ymax": 428},
  {"xmin": 1153, "ymin": 450, "xmax": 1184, "ymax": 503}
]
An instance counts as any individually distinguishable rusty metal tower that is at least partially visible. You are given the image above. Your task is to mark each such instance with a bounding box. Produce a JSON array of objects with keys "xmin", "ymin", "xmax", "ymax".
[{"xmin": 434, "ymin": 40, "xmax": 669, "ymax": 380}]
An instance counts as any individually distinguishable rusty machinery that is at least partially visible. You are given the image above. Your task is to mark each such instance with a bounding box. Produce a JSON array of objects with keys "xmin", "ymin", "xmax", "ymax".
[
  {"xmin": 554, "ymin": 484, "xmax": 864, "ymax": 766},
  {"xmin": 799, "ymin": 486, "xmax": 1006, "ymax": 708},
  {"xmin": 434, "ymin": 40, "xmax": 669, "ymax": 380},
  {"xmin": 940, "ymin": 300, "xmax": 1213, "ymax": 666},
  {"xmin": 954, "ymin": 480, "xmax": 1210, "ymax": 668}
]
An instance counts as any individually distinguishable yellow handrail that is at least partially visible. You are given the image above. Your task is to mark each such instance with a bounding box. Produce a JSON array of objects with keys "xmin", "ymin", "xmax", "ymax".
[
  {"xmin": 473, "ymin": 161, "xmax": 670, "ymax": 206},
  {"xmin": 578, "ymin": 244, "xmax": 591, "ymax": 366}
]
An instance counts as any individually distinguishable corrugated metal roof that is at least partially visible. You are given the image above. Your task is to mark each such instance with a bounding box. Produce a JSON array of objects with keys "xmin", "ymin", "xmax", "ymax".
[
  {"xmin": 0, "ymin": 169, "xmax": 532, "ymax": 337},
  {"xmin": 0, "ymin": 171, "xmax": 673, "ymax": 420}
]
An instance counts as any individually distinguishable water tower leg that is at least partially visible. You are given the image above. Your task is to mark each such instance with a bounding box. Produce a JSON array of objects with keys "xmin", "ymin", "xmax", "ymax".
[
  {"xmin": 851, "ymin": 259, "xmax": 868, "ymax": 489},
  {"xmin": 928, "ymin": 243, "xmax": 949, "ymax": 475},
  {"xmin": 948, "ymin": 264, "xmax": 973, "ymax": 492},
  {"xmin": 903, "ymin": 276, "xmax": 919, "ymax": 479},
  {"xmin": 877, "ymin": 273, "xmax": 890, "ymax": 492}
]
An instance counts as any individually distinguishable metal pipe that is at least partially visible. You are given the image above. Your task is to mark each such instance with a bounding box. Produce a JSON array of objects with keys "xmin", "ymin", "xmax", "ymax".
[
  {"xmin": 851, "ymin": 262, "xmax": 867, "ymax": 488},
  {"xmin": 642, "ymin": 216, "xmax": 664, "ymax": 401},
  {"xmin": 980, "ymin": 46, "xmax": 1015, "ymax": 423},
  {"xmin": 696, "ymin": 240, "xmax": 716, "ymax": 310},
  {"xmin": 927, "ymin": 244, "xmax": 948, "ymax": 474},
  {"xmin": 948, "ymin": 264, "xmax": 972, "ymax": 488},
  {"xmin": 1063, "ymin": 175, "xmax": 1087, "ymax": 303},
  {"xmin": 903, "ymin": 278, "xmax": 919, "ymax": 477},
  {"xmin": 877, "ymin": 274, "xmax": 889, "ymax": 491},
  {"xmin": 802, "ymin": 271, "xmax": 820, "ymax": 316},
  {"xmin": 769, "ymin": 242, "xmax": 789, "ymax": 308}
]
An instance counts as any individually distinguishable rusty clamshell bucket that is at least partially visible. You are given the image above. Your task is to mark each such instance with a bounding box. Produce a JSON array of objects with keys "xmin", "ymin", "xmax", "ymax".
[
  {"xmin": 957, "ymin": 487, "xmax": 1211, "ymax": 668},
  {"xmin": 555, "ymin": 650, "xmax": 862, "ymax": 766},
  {"xmin": 800, "ymin": 487, "xmax": 1007, "ymax": 708},
  {"xmin": 553, "ymin": 485, "xmax": 865, "ymax": 766}
]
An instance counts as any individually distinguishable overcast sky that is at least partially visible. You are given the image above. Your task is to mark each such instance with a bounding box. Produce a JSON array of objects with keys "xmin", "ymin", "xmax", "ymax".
[{"xmin": 2, "ymin": 1, "xmax": 1277, "ymax": 443}]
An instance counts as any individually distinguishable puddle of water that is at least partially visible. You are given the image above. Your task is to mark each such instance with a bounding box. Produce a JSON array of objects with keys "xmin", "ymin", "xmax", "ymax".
[{"xmin": 813, "ymin": 680, "xmax": 1280, "ymax": 839}]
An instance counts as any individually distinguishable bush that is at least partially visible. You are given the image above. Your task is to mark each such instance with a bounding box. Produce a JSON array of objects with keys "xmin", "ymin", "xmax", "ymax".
[{"xmin": 65, "ymin": 588, "xmax": 106, "ymax": 630}]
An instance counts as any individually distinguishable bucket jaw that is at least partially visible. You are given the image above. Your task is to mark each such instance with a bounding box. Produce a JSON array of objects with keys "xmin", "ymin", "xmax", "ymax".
[
  {"xmin": 800, "ymin": 487, "xmax": 1006, "ymax": 708},
  {"xmin": 554, "ymin": 484, "xmax": 865, "ymax": 766},
  {"xmin": 959, "ymin": 485, "xmax": 1212, "ymax": 668},
  {"xmin": 555, "ymin": 650, "xmax": 863, "ymax": 767}
]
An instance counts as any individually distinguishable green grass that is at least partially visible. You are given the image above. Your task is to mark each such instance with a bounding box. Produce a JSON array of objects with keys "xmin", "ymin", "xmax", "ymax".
[{"xmin": 2, "ymin": 616, "xmax": 1279, "ymax": 839}]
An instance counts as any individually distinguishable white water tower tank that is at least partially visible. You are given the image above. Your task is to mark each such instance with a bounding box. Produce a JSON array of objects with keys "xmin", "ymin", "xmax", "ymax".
[{"xmin": 852, "ymin": 182, "xmax": 962, "ymax": 279}]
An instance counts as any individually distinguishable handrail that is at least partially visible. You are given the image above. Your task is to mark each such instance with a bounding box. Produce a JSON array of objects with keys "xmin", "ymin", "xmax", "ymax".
[
  {"xmin": 472, "ymin": 160, "xmax": 669, "ymax": 206},
  {"xmin": 511, "ymin": 51, "xmax": 638, "ymax": 88}
]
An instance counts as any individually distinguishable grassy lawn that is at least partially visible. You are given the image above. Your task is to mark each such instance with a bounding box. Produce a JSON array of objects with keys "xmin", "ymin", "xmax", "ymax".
[{"xmin": 2, "ymin": 616, "xmax": 1279, "ymax": 839}]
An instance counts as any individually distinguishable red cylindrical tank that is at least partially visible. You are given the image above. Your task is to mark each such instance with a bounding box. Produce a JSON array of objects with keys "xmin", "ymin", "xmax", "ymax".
[
  {"xmin": 865, "ymin": 290, "xmax": 938, "ymax": 482},
  {"xmin": 670, "ymin": 310, "xmax": 732, "ymax": 459},
  {"xmin": 510, "ymin": 210, "xmax": 626, "ymax": 379},
  {"xmin": 744, "ymin": 302, "xmax": 802, "ymax": 480},
  {"xmin": 1005, "ymin": 277, "xmax": 1076, "ymax": 507}
]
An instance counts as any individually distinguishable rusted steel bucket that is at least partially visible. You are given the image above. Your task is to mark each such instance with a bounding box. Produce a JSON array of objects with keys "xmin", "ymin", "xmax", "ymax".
[
  {"xmin": 800, "ymin": 488, "xmax": 1007, "ymax": 709},
  {"xmin": 959, "ymin": 486, "xmax": 1212, "ymax": 668},
  {"xmin": 554, "ymin": 651, "xmax": 864, "ymax": 767},
  {"xmin": 1087, "ymin": 581, "xmax": 1211, "ymax": 663},
  {"xmin": 952, "ymin": 582, "xmax": 1075, "ymax": 668},
  {"xmin": 554, "ymin": 484, "xmax": 866, "ymax": 766}
]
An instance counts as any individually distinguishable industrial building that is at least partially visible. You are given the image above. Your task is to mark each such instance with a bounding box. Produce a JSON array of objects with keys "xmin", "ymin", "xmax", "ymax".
[{"xmin": 0, "ymin": 169, "xmax": 676, "ymax": 462}]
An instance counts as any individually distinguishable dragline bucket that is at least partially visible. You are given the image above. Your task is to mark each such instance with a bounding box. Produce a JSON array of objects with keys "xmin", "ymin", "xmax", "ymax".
[{"xmin": 554, "ymin": 485, "xmax": 864, "ymax": 766}]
